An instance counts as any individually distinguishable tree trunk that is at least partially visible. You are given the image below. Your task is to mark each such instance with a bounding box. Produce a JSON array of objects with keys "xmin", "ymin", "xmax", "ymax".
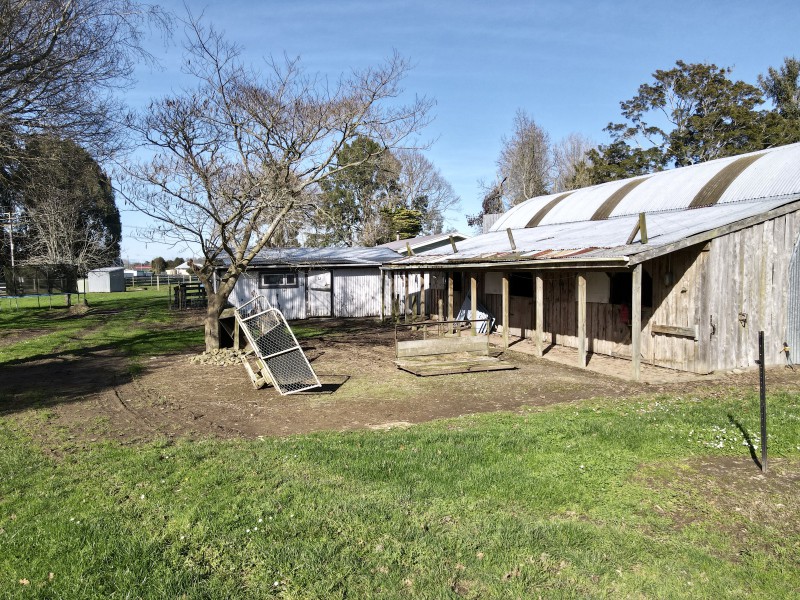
[{"xmin": 204, "ymin": 292, "xmax": 225, "ymax": 351}]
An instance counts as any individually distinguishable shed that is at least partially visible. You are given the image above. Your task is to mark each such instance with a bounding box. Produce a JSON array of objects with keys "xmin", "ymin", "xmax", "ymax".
[
  {"xmin": 87, "ymin": 266, "xmax": 125, "ymax": 293},
  {"xmin": 384, "ymin": 142, "xmax": 800, "ymax": 379},
  {"xmin": 225, "ymin": 247, "xmax": 401, "ymax": 319}
]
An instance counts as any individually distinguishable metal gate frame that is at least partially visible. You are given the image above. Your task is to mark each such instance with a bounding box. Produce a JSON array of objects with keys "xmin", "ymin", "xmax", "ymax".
[{"xmin": 235, "ymin": 296, "xmax": 321, "ymax": 395}]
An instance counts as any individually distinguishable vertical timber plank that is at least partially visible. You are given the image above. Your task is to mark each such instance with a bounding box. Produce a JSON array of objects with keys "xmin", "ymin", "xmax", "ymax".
[
  {"xmin": 535, "ymin": 273, "xmax": 544, "ymax": 357},
  {"xmin": 577, "ymin": 273, "xmax": 587, "ymax": 367},
  {"xmin": 632, "ymin": 264, "xmax": 642, "ymax": 381},
  {"xmin": 420, "ymin": 272, "xmax": 426, "ymax": 319},
  {"xmin": 471, "ymin": 274, "xmax": 478, "ymax": 336},
  {"xmin": 502, "ymin": 273, "xmax": 510, "ymax": 349},
  {"xmin": 447, "ymin": 272, "xmax": 454, "ymax": 321}
]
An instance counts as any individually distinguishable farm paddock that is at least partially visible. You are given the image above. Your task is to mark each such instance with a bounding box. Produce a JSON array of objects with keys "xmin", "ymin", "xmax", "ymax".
[{"xmin": 2, "ymin": 315, "xmax": 798, "ymax": 447}]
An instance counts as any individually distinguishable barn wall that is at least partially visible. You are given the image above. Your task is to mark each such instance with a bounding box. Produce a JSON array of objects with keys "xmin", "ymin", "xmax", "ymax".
[
  {"xmin": 703, "ymin": 211, "xmax": 800, "ymax": 370},
  {"xmin": 640, "ymin": 246, "xmax": 708, "ymax": 373},
  {"xmin": 333, "ymin": 268, "xmax": 383, "ymax": 317},
  {"xmin": 229, "ymin": 271, "xmax": 307, "ymax": 320}
]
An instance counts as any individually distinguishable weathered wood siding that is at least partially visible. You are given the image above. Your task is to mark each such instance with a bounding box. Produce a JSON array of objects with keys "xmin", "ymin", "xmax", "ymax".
[{"xmin": 703, "ymin": 211, "xmax": 800, "ymax": 370}]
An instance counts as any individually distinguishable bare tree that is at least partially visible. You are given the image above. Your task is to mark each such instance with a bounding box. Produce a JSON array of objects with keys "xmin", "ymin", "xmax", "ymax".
[
  {"xmin": 0, "ymin": 0, "xmax": 170, "ymax": 172},
  {"xmin": 497, "ymin": 109, "xmax": 552, "ymax": 206},
  {"xmin": 124, "ymin": 17, "xmax": 432, "ymax": 349},
  {"xmin": 394, "ymin": 149, "xmax": 461, "ymax": 234},
  {"xmin": 552, "ymin": 133, "xmax": 594, "ymax": 192},
  {"xmin": 22, "ymin": 193, "xmax": 117, "ymax": 292}
]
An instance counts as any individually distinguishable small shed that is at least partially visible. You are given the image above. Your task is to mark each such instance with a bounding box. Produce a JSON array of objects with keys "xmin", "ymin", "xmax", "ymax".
[
  {"xmin": 225, "ymin": 247, "xmax": 401, "ymax": 319},
  {"xmin": 87, "ymin": 266, "xmax": 125, "ymax": 293}
]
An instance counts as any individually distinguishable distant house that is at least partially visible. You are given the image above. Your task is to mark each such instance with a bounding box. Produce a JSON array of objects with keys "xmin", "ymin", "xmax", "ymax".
[
  {"xmin": 378, "ymin": 232, "xmax": 469, "ymax": 256},
  {"xmin": 175, "ymin": 261, "xmax": 203, "ymax": 277},
  {"xmin": 87, "ymin": 267, "xmax": 125, "ymax": 293},
  {"xmin": 224, "ymin": 247, "xmax": 401, "ymax": 319}
]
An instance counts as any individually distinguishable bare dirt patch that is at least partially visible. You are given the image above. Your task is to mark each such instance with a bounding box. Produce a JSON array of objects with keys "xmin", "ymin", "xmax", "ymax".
[{"xmin": 3, "ymin": 318, "xmax": 800, "ymax": 449}]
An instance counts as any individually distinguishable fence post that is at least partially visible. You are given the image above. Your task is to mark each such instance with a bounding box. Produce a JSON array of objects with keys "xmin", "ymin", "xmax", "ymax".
[{"xmin": 759, "ymin": 331, "xmax": 768, "ymax": 473}]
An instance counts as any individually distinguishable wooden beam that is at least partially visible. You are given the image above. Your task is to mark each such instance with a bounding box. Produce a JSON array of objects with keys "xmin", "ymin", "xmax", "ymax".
[
  {"xmin": 449, "ymin": 235, "xmax": 458, "ymax": 253},
  {"xmin": 470, "ymin": 274, "xmax": 478, "ymax": 336},
  {"xmin": 577, "ymin": 273, "xmax": 587, "ymax": 367},
  {"xmin": 638, "ymin": 212, "xmax": 648, "ymax": 244},
  {"xmin": 390, "ymin": 272, "xmax": 397, "ymax": 322},
  {"xmin": 506, "ymin": 228, "xmax": 516, "ymax": 251},
  {"xmin": 447, "ymin": 272, "xmax": 454, "ymax": 321},
  {"xmin": 404, "ymin": 271, "xmax": 410, "ymax": 324},
  {"xmin": 632, "ymin": 264, "xmax": 642, "ymax": 381},
  {"xmin": 535, "ymin": 273, "xmax": 543, "ymax": 357},
  {"xmin": 419, "ymin": 272, "xmax": 426, "ymax": 319},
  {"xmin": 380, "ymin": 270, "xmax": 386, "ymax": 322},
  {"xmin": 502, "ymin": 272, "xmax": 510, "ymax": 349}
]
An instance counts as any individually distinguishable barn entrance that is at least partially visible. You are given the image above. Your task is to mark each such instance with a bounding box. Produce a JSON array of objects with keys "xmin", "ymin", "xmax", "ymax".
[
  {"xmin": 307, "ymin": 270, "xmax": 332, "ymax": 317},
  {"xmin": 786, "ymin": 234, "xmax": 800, "ymax": 360}
]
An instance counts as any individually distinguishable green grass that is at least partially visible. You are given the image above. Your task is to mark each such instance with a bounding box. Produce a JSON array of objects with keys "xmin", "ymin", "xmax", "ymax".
[
  {"xmin": 0, "ymin": 288, "xmax": 203, "ymax": 364},
  {"xmin": 1, "ymin": 390, "xmax": 799, "ymax": 598},
  {"xmin": 2, "ymin": 294, "xmax": 799, "ymax": 597}
]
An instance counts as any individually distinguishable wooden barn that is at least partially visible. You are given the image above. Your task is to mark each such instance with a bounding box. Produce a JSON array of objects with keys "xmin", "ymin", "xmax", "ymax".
[
  {"xmin": 226, "ymin": 247, "xmax": 401, "ymax": 320},
  {"xmin": 384, "ymin": 142, "xmax": 800, "ymax": 379}
]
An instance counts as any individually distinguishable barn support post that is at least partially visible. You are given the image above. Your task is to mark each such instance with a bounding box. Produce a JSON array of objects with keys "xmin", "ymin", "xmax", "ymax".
[
  {"xmin": 447, "ymin": 271, "xmax": 454, "ymax": 320},
  {"xmin": 632, "ymin": 264, "xmax": 642, "ymax": 381},
  {"xmin": 380, "ymin": 270, "xmax": 386, "ymax": 322},
  {"xmin": 535, "ymin": 273, "xmax": 544, "ymax": 357},
  {"xmin": 502, "ymin": 272, "xmax": 510, "ymax": 349},
  {"xmin": 390, "ymin": 272, "xmax": 397, "ymax": 322},
  {"xmin": 404, "ymin": 271, "xmax": 410, "ymax": 324},
  {"xmin": 470, "ymin": 273, "xmax": 478, "ymax": 336},
  {"xmin": 420, "ymin": 271, "xmax": 426, "ymax": 319},
  {"xmin": 577, "ymin": 272, "xmax": 587, "ymax": 368}
]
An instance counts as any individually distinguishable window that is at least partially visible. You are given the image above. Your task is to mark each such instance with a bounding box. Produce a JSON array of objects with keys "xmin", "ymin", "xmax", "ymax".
[
  {"xmin": 509, "ymin": 272, "xmax": 533, "ymax": 297},
  {"xmin": 259, "ymin": 271, "xmax": 298, "ymax": 288},
  {"xmin": 608, "ymin": 271, "xmax": 652, "ymax": 307}
]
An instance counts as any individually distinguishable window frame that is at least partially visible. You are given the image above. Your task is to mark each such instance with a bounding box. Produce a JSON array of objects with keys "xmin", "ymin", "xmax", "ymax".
[{"xmin": 258, "ymin": 271, "xmax": 299, "ymax": 289}]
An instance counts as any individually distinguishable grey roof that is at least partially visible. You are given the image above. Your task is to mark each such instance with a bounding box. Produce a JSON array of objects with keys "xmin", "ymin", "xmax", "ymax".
[
  {"xmin": 89, "ymin": 266, "xmax": 125, "ymax": 273},
  {"xmin": 386, "ymin": 195, "xmax": 800, "ymax": 270},
  {"xmin": 491, "ymin": 142, "xmax": 800, "ymax": 230},
  {"xmin": 243, "ymin": 247, "xmax": 402, "ymax": 268},
  {"xmin": 378, "ymin": 232, "xmax": 469, "ymax": 252}
]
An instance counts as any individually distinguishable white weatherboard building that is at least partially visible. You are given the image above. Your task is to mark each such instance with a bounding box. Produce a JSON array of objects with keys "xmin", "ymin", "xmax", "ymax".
[
  {"xmin": 87, "ymin": 266, "xmax": 125, "ymax": 293},
  {"xmin": 385, "ymin": 142, "xmax": 800, "ymax": 378},
  {"xmin": 226, "ymin": 247, "xmax": 402, "ymax": 320}
]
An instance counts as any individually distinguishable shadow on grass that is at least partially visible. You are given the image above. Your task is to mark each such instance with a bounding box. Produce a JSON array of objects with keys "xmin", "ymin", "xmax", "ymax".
[{"xmin": 728, "ymin": 413, "xmax": 762, "ymax": 470}]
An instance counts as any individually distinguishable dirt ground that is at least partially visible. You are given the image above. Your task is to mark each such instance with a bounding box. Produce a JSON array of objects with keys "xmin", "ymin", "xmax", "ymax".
[{"xmin": 3, "ymin": 317, "xmax": 800, "ymax": 448}]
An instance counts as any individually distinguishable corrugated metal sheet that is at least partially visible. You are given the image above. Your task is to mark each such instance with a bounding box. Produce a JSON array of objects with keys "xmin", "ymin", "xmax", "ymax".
[
  {"xmin": 244, "ymin": 246, "xmax": 400, "ymax": 267},
  {"xmin": 392, "ymin": 196, "xmax": 800, "ymax": 267},
  {"xmin": 229, "ymin": 272, "xmax": 307, "ymax": 319},
  {"xmin": 333, "ymin": 268, "xmax": 382, "ymax": 317},
  {"xmin": 490, "ymin": 143, "xmax": 800, "ymax": 230}
]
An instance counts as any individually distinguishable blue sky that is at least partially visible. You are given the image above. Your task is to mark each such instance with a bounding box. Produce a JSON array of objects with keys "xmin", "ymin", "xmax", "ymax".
[{"xmin": 119, "ymin": 0, "xmax": 800, "ymax": 261}]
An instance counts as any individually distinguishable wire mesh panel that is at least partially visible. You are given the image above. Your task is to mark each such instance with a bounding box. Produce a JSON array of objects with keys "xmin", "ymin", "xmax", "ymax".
[{"xmin": 236, "ymin": 296, "xmax": 321, "ymax": 395}]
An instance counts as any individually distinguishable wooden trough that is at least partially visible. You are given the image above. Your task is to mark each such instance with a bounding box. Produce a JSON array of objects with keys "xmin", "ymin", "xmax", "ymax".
[{"xmin": 395, "ymin": 333, "xmax": 515, "ymax": 377}]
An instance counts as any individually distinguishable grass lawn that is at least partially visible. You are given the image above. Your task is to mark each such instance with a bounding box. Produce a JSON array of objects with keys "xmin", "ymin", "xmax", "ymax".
[{"xmin": 1, "ymin": 291, "xmax": 799, "ymax": 598}]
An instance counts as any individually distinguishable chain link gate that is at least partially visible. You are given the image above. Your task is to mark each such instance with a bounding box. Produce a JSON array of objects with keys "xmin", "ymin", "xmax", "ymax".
[{"xmin": 235, "ymin": 296, "xmax": 321, "ymax": 395}]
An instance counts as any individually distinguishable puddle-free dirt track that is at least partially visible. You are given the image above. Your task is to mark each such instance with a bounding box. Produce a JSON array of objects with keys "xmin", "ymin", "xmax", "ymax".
[{"xmin": 2, "ymin": 318, "xmax": 799, "ymax": 447}]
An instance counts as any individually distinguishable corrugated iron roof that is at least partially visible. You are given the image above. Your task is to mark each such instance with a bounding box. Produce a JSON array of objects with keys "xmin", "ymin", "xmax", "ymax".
[
  {"xmin": 377, "ymin": 232, "xmax": 469, "ymax": 252},
  {"xmin": 243, "ymin": 247, "xmax": 402, "ymax": 268},
  {"xmin": 491, "ymin": 142, "xmax": 800, "ymax": 230},
  {"xmin": 387, "ymin": 196, "xmax": 800, "ymax": 269}
]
